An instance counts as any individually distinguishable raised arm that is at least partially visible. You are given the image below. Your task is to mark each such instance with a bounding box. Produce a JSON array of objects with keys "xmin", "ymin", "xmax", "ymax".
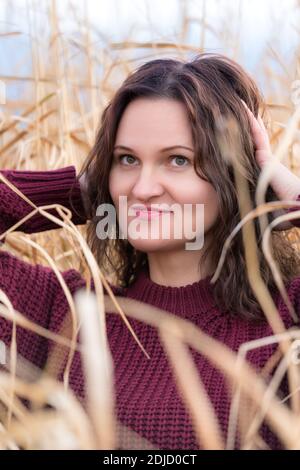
[
  {"xmin": 0, "ymin": 166, "xmax": 125, "ymax": 391},
  {"xmin": 0, "ymin": 249, "xmax": 123, "ymax": 388},
  {"xmin": 0, "ymin": 166, "xmax": 88, "ymax": 241}
]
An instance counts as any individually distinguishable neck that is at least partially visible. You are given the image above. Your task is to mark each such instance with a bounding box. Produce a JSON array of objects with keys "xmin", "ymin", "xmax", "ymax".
[{"xmin": 146, "ymin": 248, "xmax": 212, "ymax": 288}]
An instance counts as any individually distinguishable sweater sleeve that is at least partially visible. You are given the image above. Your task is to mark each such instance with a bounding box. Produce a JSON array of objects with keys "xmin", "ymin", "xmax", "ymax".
[
  {"xmin": 0, "ymin": 251, "xmax": 123, "ymax": 376},
  {"xmin": 0, "ymin": 249, "xmax": 86, "ymax": 372},
  {"xmin": 0, "ymin": 166, "xmax": 87, "ymax": 243}
]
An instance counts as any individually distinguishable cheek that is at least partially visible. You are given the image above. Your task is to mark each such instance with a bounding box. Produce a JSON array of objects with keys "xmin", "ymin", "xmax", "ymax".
[
  {"xmin": 202, "ymin": 187, "xmax": 219, "ymax": 228},
  {"xmin": 175, "ymin": 177, "xmax": 217, "ymax": 206},
  {"xmin": 108, "ymin": 169, "xmax": 129, "ymax": 204},
  {"xmin": 182, "ymin": 180, "xmax": 219, "ymax": 227}
]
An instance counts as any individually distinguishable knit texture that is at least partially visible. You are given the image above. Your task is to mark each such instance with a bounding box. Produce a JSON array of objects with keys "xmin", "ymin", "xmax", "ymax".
[{"xmin": 1, "ymin": 166, "xmax": 300, "ymax": 450}]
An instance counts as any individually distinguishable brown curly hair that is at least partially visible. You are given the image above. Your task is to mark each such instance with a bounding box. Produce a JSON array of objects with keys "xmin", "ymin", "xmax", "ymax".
[{"xmin": 73, "ymin": 52, "xmax": 300, "ymax": 322}]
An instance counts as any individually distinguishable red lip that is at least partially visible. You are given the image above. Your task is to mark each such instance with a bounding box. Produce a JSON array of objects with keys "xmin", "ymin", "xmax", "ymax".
[
  {"xmin": 132, "ymin": 206, "xmax": 174, "ymax": 212},
  {"xmin": 135, "ymin": 209, "xmax": 172, "ymax": 214}
]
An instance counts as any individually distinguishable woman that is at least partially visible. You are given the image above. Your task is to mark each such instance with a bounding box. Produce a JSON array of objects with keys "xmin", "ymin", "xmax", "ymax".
[{"xmin": 1, "ymin": 52, "xmax": 300, "ymax": 450}]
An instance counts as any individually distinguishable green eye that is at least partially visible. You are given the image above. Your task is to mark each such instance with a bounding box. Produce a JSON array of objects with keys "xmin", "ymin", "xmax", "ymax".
[
  {"xmin": 170, "ymin": 156, "xmax": 189, "ymax": 167},
  {"xmin": 119, "ymin": 155, "xmax": 137, "ymax": 165},
  {"xmin": 116, "ymin": 154, "xmax": 190, "ymax": 167}
]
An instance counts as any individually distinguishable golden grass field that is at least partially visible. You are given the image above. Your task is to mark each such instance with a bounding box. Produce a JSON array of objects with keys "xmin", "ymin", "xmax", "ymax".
[{"xmin": 1, "ymin": 0, "xmax": 300, "ymax": 450}]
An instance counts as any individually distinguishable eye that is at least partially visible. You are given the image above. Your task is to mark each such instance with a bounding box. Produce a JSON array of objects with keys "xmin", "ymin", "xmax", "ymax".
[
  {"xmin": 118, "ymin": 154, "xmax": 138, "ymax": 166},
  {"xmin": 115, "ymin": 154, "xmax": 190, "ymax": 167},
  {"xmin": 169, "ymin": 155, "xmax": 190, "ymax": 167}
]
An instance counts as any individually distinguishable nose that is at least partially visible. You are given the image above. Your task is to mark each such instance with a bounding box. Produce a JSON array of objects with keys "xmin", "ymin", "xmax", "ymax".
[{"xmin": 131, "ymin": 166, "xmax": 164, "ymax": 201}]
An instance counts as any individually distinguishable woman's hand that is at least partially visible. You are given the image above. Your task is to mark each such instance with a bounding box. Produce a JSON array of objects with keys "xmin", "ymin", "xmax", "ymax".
[
  {"xmin": 241, "ymin": 100, "xmax": 273, "ymax": 169},
  {"xmin": 242, "ymin": 100, "xmax": 300, "ymax": 229},
  {"xmin": 242, "ymin": 100, "xmax": 300, "ymax": 201}
]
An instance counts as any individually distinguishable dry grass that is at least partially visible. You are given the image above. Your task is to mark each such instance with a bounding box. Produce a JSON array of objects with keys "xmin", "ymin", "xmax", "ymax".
[{"xmin": 1, "ymin": 0, "xmax": 300, "ymax": 450}]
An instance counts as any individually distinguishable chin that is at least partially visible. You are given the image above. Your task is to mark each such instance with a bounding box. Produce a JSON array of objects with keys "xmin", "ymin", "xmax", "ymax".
[{"xmin": 128, "ymin": 237, "xmax": 188, "ymax": 253}]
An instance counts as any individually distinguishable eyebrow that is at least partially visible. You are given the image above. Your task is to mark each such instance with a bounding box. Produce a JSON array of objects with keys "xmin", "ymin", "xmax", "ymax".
[{"xmin": 113, "ymin": 145, "xmax": 194, "ymax": 152}]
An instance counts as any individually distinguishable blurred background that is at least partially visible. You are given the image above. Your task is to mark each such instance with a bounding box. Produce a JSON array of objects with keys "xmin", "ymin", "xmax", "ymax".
[
  {"xmin": 1, "ymin": 0, "xmax": 300, "ymax": 100},
  {"xmin": 1, "ymin": 1, "xmax": 300, "ymax": 451}
]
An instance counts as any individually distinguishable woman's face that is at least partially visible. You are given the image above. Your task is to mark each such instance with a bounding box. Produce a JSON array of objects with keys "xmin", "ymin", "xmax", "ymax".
[{"xmin": 109, "ymin": 97, "xmax": 219, "ymax": 253}]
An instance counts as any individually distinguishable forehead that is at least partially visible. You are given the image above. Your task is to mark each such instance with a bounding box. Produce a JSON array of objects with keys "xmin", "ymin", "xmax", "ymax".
[{"xmin": 115, "ymin": 98, "xmax": 193, "ymax": 146}]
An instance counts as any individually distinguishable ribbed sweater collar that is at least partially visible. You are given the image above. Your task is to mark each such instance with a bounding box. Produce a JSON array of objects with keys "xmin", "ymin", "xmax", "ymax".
[{"xmin": 125, "ymin": 265, "xmax": 217, "ymax": 321}]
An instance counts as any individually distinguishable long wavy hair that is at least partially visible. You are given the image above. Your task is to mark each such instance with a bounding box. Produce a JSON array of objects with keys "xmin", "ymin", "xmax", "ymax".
[{"xmin": 73, "ymin": 52, "xmax": 300, "ymax": 322}]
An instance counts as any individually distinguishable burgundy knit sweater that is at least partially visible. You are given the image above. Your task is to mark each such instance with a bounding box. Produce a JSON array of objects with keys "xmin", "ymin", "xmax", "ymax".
[{"xmin": 1, "ymin": 165, "xmax": 300, "ymax": 450}]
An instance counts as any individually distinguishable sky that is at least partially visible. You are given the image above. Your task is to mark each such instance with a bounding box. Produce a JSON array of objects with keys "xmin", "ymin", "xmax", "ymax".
[{"xmin": 0, "ymin": 0, "xmax": 299, "ymax": 99}]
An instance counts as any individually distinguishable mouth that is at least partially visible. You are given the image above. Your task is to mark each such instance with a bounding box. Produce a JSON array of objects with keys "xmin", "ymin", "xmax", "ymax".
[{"xmin": 133, "ymin": 208, "xmax": 174, "ymax": 220}]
